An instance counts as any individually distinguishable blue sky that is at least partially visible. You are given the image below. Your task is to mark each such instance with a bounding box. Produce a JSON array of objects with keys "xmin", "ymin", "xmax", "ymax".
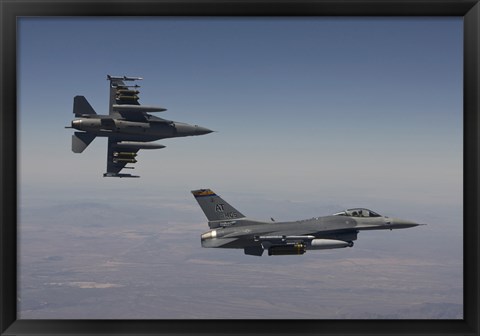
[
  {"xmin": 17, "ymin": 17, "xmax": 463, "ymax": 318},
  {"xmin": 18, "ymin": 17, "xmax": 462, "ymax": 206}
]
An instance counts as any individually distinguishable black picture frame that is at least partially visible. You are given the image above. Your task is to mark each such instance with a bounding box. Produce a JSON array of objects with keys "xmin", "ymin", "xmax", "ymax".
[{"xmin": 1, "ymin": 1, "xmax": 478, "ymax": 335}]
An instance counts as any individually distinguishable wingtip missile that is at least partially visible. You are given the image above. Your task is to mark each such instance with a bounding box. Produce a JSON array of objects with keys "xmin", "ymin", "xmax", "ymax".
[{"xmin": 107, "ymin": 75, "xmax": 143, "ymax": 81}]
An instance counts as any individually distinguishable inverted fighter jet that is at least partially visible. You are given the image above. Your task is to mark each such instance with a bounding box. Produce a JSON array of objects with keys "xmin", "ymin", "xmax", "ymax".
[
  {"xmin": 67, "ymin": 75, "xmax": 213, "ymax": 178},
  {"xmin": 192, "ymin": 189, "xmax": 424, "ymax": 256}
]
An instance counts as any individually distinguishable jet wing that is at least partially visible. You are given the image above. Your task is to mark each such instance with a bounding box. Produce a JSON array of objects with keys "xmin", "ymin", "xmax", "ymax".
[
  {"xmin": 107, "ymin": 75, "xmax": 168, "ymax": 123},
  {"xmin": 251, "ymin": 221, "xmax": 359, "ymax": 245},
  {"xmin": 108, "ymin": 75, "xmax": 142, "ymax": 116},
  {"xmin": 104, "ymin": 138, "xmax": 140, "ymax": 178}
]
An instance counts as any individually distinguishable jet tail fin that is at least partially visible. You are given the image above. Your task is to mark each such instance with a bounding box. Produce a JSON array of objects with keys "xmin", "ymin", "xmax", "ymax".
[
  {"xmin": 191, "ymin": 189, "xmax": 245, "ymax": 227},
  {"xmin": 73, "ymin": 96, "xmax": 97, "ymax": 117},
  {"xmin": 72, "ymin": 132, "xmax": 96, "ymax": 153}
]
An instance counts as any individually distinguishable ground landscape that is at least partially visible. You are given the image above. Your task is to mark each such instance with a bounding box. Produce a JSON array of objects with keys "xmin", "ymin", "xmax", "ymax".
[{"xmin": 18, "ymin": 190, "xmax": 462, "ymax": 319}]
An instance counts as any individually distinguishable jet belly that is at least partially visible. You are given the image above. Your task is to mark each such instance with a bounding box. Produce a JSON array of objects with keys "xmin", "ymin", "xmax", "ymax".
[
  {"xmin": 112, "ymin": 120, "xmax": 177, "ymax": 138},
  {"xmin": 148, "ymin": 122, "xmax": 176, "ymax": 137},
  {"xmin": 110, "ymin": 121, "xmax": 211, "ymax": 139}
]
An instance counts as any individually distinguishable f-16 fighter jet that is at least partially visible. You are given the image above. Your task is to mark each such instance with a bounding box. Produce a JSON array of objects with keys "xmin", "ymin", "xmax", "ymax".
[
  {"xmin": 192, "ymin": 189, "xmax": 424, "ymax": 256},
  {"xmin": 68, "ymin": 75, "xmax": 213, "ymax": 178}
]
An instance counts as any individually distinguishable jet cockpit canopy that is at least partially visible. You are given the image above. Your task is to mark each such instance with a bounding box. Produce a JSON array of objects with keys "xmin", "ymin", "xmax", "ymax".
[{"xmin": 333, "ymin": 208, "xmax": 382, "ymax": 218}]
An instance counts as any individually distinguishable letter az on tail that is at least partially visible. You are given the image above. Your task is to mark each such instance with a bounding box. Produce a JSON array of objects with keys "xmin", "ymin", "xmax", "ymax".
[
  {"xmin": 66, "ymin": 75, "xmax": 213, "ymax": 178},
  {"xmin": 191, "ymin": 189, "xmax": 425, "ymax": 256}
]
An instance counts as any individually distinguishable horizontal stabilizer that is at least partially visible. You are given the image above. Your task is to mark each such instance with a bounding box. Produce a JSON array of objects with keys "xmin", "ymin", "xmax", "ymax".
[
  {"xmin": 73, "ymin": 96, "xmax": 97, "ymax": 117},
  {"xmin": 72, "ymin": 132, "xmax": 96, "ymax": 153},
  {"xmin": 107, "ymin": 75, "xmax": 143, "ymax": 81}
]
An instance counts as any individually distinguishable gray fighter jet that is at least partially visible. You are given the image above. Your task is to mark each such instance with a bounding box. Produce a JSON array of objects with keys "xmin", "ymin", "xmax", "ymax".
[
  {"xmin": 67, "ymin": 75, "xmax": 213, "ymax": 178},
  {"xmin": 192, "ymin": 189, "xmax": 424, "ymax": 256}
]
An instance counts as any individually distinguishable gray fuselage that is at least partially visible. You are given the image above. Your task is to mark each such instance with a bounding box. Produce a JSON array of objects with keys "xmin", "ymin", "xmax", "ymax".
[
  {"xmin": 71, "ymin": 117, "xmax": 212, "ymax": 142},
  {"xmin": 192, "ymin": 190, "xmax": 422, "ymax": 256},
  {"xmin": 201, "ymin": 214, "xmax": 420, "ymax": 250}
]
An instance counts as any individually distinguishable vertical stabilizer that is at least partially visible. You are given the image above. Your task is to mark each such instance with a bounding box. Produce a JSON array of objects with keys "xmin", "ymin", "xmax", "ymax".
[
  {"xmin": 191, "ymin": 189, "xmax": 245, "ymax": 226},
  {"xmin": 73, "ymin": 96, "xmax": 97, "ymax": 117}
]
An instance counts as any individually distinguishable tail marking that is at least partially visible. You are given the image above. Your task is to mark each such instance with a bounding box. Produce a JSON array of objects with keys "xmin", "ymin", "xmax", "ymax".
[{"xmin": 191, "ymin": 189, "xmax": 245, "ymax": 228}]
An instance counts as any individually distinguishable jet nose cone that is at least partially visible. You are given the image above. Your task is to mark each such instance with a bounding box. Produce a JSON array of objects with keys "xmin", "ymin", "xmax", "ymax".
[
  {"xmin": 390, "ymin": 218, "xmax": 424, "ymax": 229},
  {"xmin": 173, "ymin": 123, "xmax": 213, "ymax": 136},
  {"xmin": 195, "ymin": 125, "xmax": 213, "ymax": 135}
]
